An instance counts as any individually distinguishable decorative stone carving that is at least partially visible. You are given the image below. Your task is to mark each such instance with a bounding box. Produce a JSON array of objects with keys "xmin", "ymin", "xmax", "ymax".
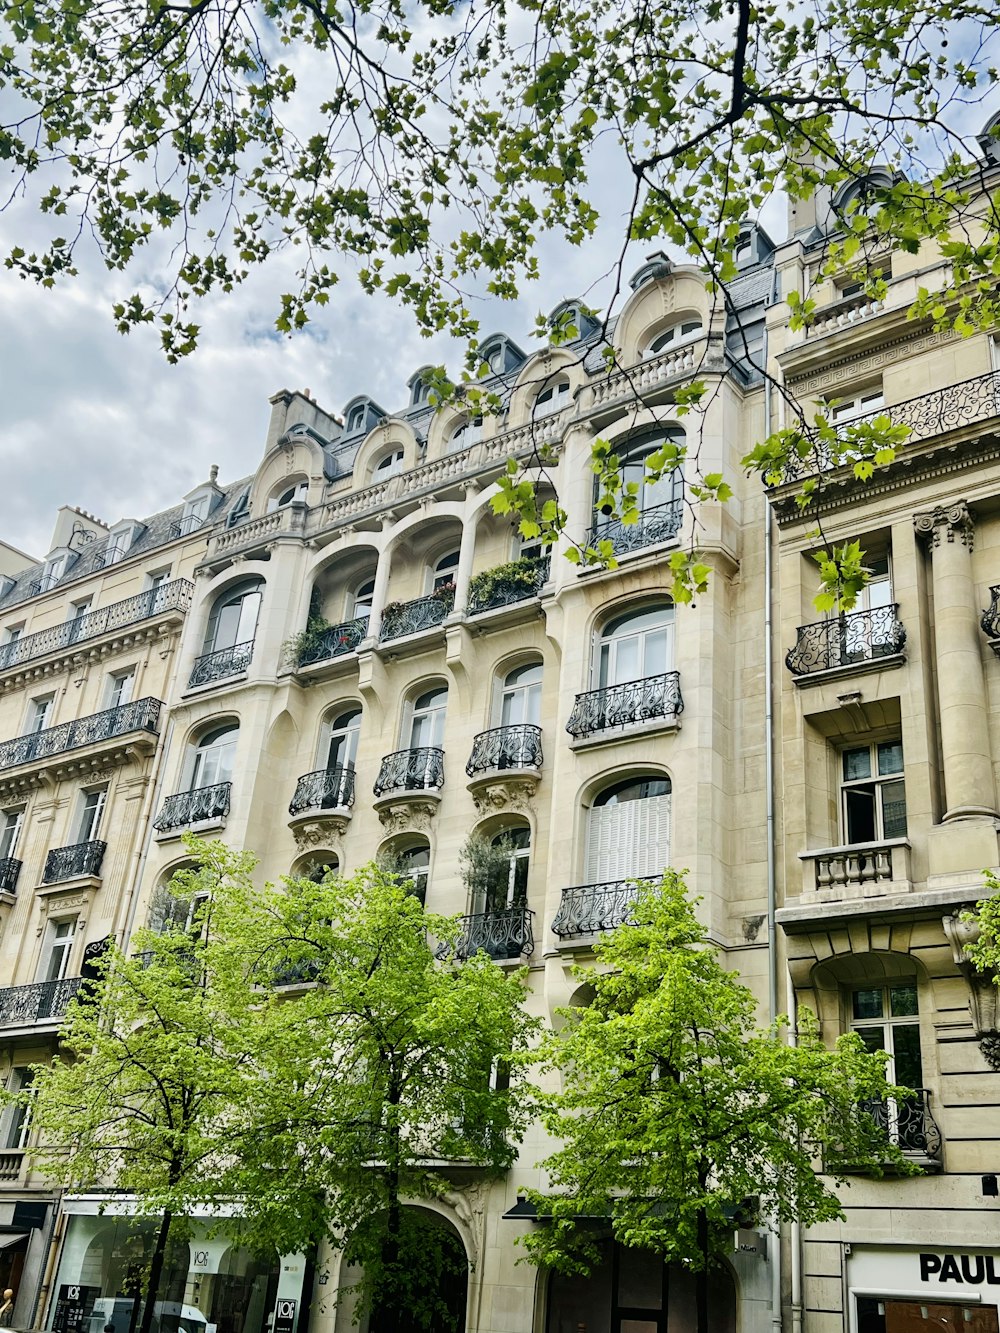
[
  {"xmin": 291, "ymin": 820, "xmax": 348, "ymax": 853},
  {"xmin": 913, "ymin": 501, "xmax": 975, "ymax": 549},
  {"xmin": 444, "ymin": 1181, "xmax": 490, "ymax": 1273},
  {"xmin": 468, "ymin": 775, "xmax": 539, "ymax": 817},
  {"xmin": 375, "ymin": 799, "xmax": 439, "ymax": 834},
  {"xmin": 789, "ymin": 327, "xmax": 960, "ymax": 393},
  {"xmin": 942, "ymin": 909, "xmax": 1000, "ymax": 1064}
]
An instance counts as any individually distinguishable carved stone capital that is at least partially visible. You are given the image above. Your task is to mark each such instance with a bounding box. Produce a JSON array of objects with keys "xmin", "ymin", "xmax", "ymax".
[
  {"xmin": 290, "ymin": 817, "xmax": 350, "ymax": 852},
  {"xmin": 468, "ymin": 773, "xmax": 539, "ymax": 817},
  {"xmin": 375, "ymin": 797, "xmax": 439, "ymax": 834},
  {"xmin": 914, "ymin": 501, "xmax": 975, "ymax": 550}
]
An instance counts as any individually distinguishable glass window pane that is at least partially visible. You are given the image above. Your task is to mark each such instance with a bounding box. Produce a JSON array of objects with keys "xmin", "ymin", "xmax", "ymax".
[
  {"xmin": 891, "ymin": 1023, "xmax": 923, "ymax": 1088},
  {"xmin": 877, "ymin": 742, "xmax": 903, "ymax": 776},
  {"xmin": 613, "ymin": 636, "xmax": 641, "ymax": 685},
  {"xmin": 852, "ymin": 1026, "xmax": 887, "ymax": 1054},
  {"xmin": 845, "ymin": 786, "xmax": 877, "ymax": 844},
  {"xmin": 844, "ymin": 748, "xmax": 872, "ymax": 780},
  {"xmin": 616, "ymin": 1245, "xmax": 663, "ymax": 1310},
  {"xmin": 880, "ymin": 780, "xmax": 907, "ymax": 838},
  {"xmin": 852, "ymin": 988, "xmax": 884, "ymax": 1020},
  {"xmin": 889, "ymin": 984, "xmax": 918, "ymax": 1018}
]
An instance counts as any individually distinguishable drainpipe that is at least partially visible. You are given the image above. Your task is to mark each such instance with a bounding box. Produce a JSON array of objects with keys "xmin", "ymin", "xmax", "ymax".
[
  {"xmin": 787, "ymin": 968, "xmax": 804, "ymax": 1333},
  {"xmin": 120, "ymin": 717, "xmax": 176, "ymax": 948}
]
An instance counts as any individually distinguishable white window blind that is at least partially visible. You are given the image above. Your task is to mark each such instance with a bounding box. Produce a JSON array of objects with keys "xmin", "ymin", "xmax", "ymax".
[{"xmin": 584, "ymin": 792, "xmax": 671, "ymax": 882}]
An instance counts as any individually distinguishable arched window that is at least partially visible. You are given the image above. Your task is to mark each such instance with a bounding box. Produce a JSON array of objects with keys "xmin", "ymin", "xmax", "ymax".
[
  {"xmin": 306, "ymin": 855, "xmax": 340, "ymax": 884},
  {"xmin": 188, "ymin": 723, "xmax": 238, "ymax": 790},
  {"xmin": 266, "ymin": 479, "xmax": 307, "ymax": 513},
  {"xmin": 375, "ymin": 448, "xmax": 404, "ymax": 478},
  {"xmin": 533, "ymin": 377, "xmax": 570, "ymax": 418},
  {"xmin": 447, "ymin": 416, "xmax": 482, "ymax": 453},
  {"xmin": 498, "ymin": 662, "xmax": 542, "ymax": 727},
  {"xmin": 595, "ymin": 603, "xmax": 674, "ymax": 689},
  {"xmin": 322, "ymin": 707, "xmax": 361, "ymax": 773},
  {"xmin": 396, "ymin": 842, "xmax": 430, "ymax": 904},
  {"xmin": 430, "ymin": 550, "xmax": 459, "ymax": 592},
  {"xmin": 408, "ymin": 687, "xmax": 447, "ymax": 749},
  {"xmin": 616, "ymin": 434, "xmax": 684, "ymax": 515},
  {"xmin": 585, "ymin": 775, "xmax": 671, "ymax": 883},
  {"xmin": 202, "ymin": 578, "xmax": 263, "ymax": 655},
  {"xmin": 643, "ymin": 319, "xmax": 703, "ymax": 357},
  {"xmin": 352, "ymin": 577, "xmax": 376, "ymax": 620},
  {"xmin": 347, "ymin": 404, "xmax": 366, "ymax": 433}
]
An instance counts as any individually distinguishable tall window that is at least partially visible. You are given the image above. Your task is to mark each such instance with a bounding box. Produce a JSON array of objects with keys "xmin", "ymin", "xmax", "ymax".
[
  {"xmin": 203, "ymin": 578, "xmax": 263, "ymax": 654},
  {"xmin": 2, "ymin": 1069, "xmax": 34, "ymax": 1150},
  {"xmin": 352, "ymin": 577, "xmax": 376, "ymax": 620},
  {"xmin": 322, "ymin": 709, "xmax": 361, "ymax": 802},
  {"xmin": 38, "ymin": 919, "xmax": 75, "ymax": 982},
  {"xmin": 841, "ymin": 741, "xmax": 906, "ymax": 844},
  {"xmin": 25, "ymin": 694, "xmax": 54, "ymax": 735},
  {"xmin": 498, "ymin": 663, "xmax": 542, "ymax": 727},
  {"xmin": 189, "ymin": 724, "xmax": 238, "ymax": 790},
  {"xmin": 595, "ymin": 604, "xmax": 674, "ymax": 689},
  {"xmin": 603, "ymin": 434, "xmax": 685, "ymax": 520},
  {"xmin": 395, "ymin": 843, "xmax": 430, "ymax": 904},
  {"xmin": 430, "ymin": 551, "xmax": 459, "ymax": 592},
  {"xmin": 0, "ymin": 808, "xmax": 24, "ymax": 861},
  {"xmin": 850, "ymin": 982, "xmax": 923, "ymax": 1088},
  {"xmin": 77, "ymin": 788, "xmax": 107, "ymax": 843},
  {"xmin": 476, "ymin": 827, "xmax": 530, "ymax": 914},
  {"xmin": 585, "ymin": 776, "xmax": 671, "ymax": 883},
  {"xmin": 409, "ymin": 687, "xmax": 447, "ymax": 749},
  {"xmin": 106, "ymin": 668, "xmax": 135, "ymax": 709}
]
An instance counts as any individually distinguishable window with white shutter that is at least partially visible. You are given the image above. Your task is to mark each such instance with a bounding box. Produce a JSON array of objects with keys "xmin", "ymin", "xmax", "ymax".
[{"xmin": 584, "ymin": 777, "xmax": 672, "ymax": 882}]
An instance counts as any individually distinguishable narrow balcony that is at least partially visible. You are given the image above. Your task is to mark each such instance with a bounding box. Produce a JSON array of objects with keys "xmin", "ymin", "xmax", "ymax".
[
  {"xmin": 188, "ymin": 640, "xmax": 254, "ymax": 688},
  {"xmin": 379, "ymin": 590, "xmax": 454, "ymax": 643},
  {"xmin": 552, "ymin": 876, "xmax": 656, "ymax": 940},
  {"xmin": 799, "ymin": 838, "xmax": 911, "ymax": 900},
  {"xmin": 786, "ymin": 606, "xmax": 906, "ymax": 678},
  {"xmin": 0, "ymin": 697, "xmax": 162, "ymax": 775},
  {"xmin": 451, "ymin": 907, "xmax": 534, "ymax": 961},
  {"xmin": 296, "ymin": 616, "xmax": 368, "ymax": 668},
  {"xmin": 467, "ymin": 557, "xmax": 549, "ymax": 617},
  {"xmin": 834, "ymin": 1091, "xmax": 942, "ymax": 1173},
  {"xmin": 290, "ymin": 766, "xmax": 356, "ymax": 815},
  {"xmin": 0, "ymin": 977, "xmax": 82, "ymax": 1030},
  {"xmin": 981, "ymin": 586, "xmax": 1000, "ymax": 656},
  {"xmin": 0, "ymin": 858, "xmax": 21, "ymax": 896},
  {"xmin": 566, "ymin": 672, "xmax": 683, "ymax": 741},
  {"xmin": 43, "ymin": 839, "xmax": 106, "ymax": 885},
  {"xmin": 589, "ymin": 499, "xmax": 683, "ymax": 557},
  {"xmin": 154, "ymin": 781, "xmax": 232, "ymax": 834},
  {"xmin": 0, "ymin": 580, "xmax": 193, "ymax": 676},
  {"xmin": 466, "ymin": 725, "xmax": 542, "ymax": 777},
  {"xmin": 374, "ymin": 748, "xmax": 445, "ymax": 796}
]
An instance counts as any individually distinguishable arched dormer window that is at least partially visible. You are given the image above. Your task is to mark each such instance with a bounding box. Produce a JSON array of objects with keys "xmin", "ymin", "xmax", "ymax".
[
  {"xmin": 375, "ymin": 448, "xmax": 404, "ymax": 478},
  {"xmin": 266, "ymin": 479, "xmax": 308, "ymax": 513},
  {"xmin": 643, "ymin": 320, "xmax": 702, "ymax": 358},
  {"xmin": 833, "ymin": 170, "xmax": 896, "ymax": 223},
  {"xmin": 342, "ymin": 397, "xmax": 387, "ymax": 437},
  {"xmin": 533, "ymin": 377, "xmax": 571, "ymax": 419},
  {"xmin": 477, "ymin": 334, "xmax": 527, "ymax": 377}
]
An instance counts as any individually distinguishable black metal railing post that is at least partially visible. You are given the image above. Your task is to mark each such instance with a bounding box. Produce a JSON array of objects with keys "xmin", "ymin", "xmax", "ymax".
[
  {"xmin": 373, "ymin": 748, "xmax": 445, "ymax": 796},
  {"xmin": 42, "ymin": 840, "xmax": 107, "ymax": 884},
  {"xmin": 566, "ymin": 672, "xmax": 683, "ymax": 739},
  {"xmin": 188, "ymin": 640, "xmax": 255, "ymax": 687},
  {"xmin": 154, "ymin": 781, "xmax": 233, "ymax": 832},
  {"xmin": 786, "ymin": 605, "xmax": 906, "ymax": 676},
  {"xmin": 0, "ymin": 858, "xmax": 22, "ymax": 895},
  {"xmin": 289, "ymin": 766, "xmax": 357, "ymax": 815},
  {"xmin": 552, "ymin": 876, "xmax": 658, "ymax": 938},
  {"xmin": 466, "ymin": 725, "xmax": 543, "ymax": 776},
  {"xmin": 589, "ymin": 499, "xmax": 683, "ymax": 556}
]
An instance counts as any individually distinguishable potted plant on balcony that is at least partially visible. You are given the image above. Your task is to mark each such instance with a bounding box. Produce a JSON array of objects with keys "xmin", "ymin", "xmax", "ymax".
[{"xmin": 467, "ymin": 557, "xmax": 546, "ymax": 613}]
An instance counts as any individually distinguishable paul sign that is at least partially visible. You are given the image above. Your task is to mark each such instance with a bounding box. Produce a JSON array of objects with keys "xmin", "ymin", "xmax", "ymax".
[{"xmin": 920, "ymin": 1254, "xmax": 1000, "ymax": 1284}]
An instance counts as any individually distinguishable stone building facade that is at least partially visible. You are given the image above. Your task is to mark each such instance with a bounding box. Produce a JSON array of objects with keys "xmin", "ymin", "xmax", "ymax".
[{"xmin": 1, "ymin": 145, "xmax": 1000, "ymax": 1333}]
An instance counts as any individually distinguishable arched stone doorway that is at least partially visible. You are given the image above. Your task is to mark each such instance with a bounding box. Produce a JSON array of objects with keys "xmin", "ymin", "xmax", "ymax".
[{"xmin": 545, "ymin": 1239, "xmax": 736, "ymax": 1333}]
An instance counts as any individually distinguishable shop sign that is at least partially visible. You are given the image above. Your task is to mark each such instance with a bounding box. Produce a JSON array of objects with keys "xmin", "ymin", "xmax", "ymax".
[
  {"xmin": 920, "ymin": 1255, "xmax": 1000, "ymax": 1285},
  {"xmin": 52, "ymin": 1283, "xmax": 100, "ymax": 1333},
  {"xmin": 273, "ymin": 1298, "xmax": 296, "ymax": 1333}
]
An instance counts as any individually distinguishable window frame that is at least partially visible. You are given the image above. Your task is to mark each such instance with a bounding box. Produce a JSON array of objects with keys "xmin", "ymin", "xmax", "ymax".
[
  {"xmin": 644, "ymin": 319, "xmax": 703, "ymax": 358},
  {"xmin": 839, "ymin": 740, "xmax": 907, "ymax": 846},
  {"xmin": 188, "ymin": 723, "xmax": 239, "ymax": 791},
  {"xmin": 593, "ymin": 603, "xmax": 675, "ymax": 690},
  {"xmin": 77, "ymin": 787, "xmax": 108, "ymax": 844},
  {"xmin": 0, "ymin": 807, "xmax": 25, "ymax": 861}
]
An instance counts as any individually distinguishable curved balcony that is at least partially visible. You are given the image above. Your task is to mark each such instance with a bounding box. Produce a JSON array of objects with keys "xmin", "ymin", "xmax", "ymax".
[
  {"xmin": 566, "ymin": 672, "xmax": 683, "ymax": 740},
  {"xmin": 0, "ymin": 977, "xmax": 82, "ymax": 1030},
  {"xmin": 0, "ymin": 697, "xmax": 162, "ymax": 774},
  {"xmin": 0, "ymin": 580, "xmax": 192, "ymax": 675},
  {"xmin": 188, "ymin": 640, "xmax": 254, "ymax": 688},
  {"xmin": 467, "ymin": 558, "xmax": 549, "ymax": 616},
  {"xmin": 451, "ymin": 907, "xmax": 534, "ymax": 961},
  {"xmin": 0, "ymin": 858, "xmax": 21, "ymax": 895},
  {"xmin": 552, "ymin": 876, "xmax": 657, "ymax": 940},
  {"xmin": 154, "ymin": 781, "xmax": 232, "ymax": 833},
  {"xmin": 373, "ymin": 748, "xmax": 445, "ymax": 797},
  {"xmin": 860, "ymin": 1089, "xmax": 942, "ymax": 1164},
  {"xmin": 379, "ymin": 591, "xmax": 454, "ymax": 643},
  {"xmin": 982, "ymin": 586, "xmax": 1000, "ymax": 654},
  {"xmin": 297, "ymin": 617, "xmax": 368, "ymax": 667},
  {"xmin": 786, "ymin": 605, "xmax": 906, "ymax": 677},
  {"xmin": 589, "ymin": 499, "xmax": 683, "ymax": 557},
  {"xmin": 466, "ymin": 725, "xmax": 542, "ymax": 777},
  {"xmin": 42, "ymin": 839, "xmax": 106, "ymax": 884},
  {"xmin": 289, "ymin": 766, "xmax": 356, "ymax": 816}
]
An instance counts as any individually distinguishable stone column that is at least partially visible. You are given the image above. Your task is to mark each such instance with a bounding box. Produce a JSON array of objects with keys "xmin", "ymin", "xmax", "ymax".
[
  {"xmin": 452, "ymin": 494, "xmax": 481, "ymax": 612},
  {"xmin": 914, "ymin": 502, "xmax": 997, "ymax": 819},
  {"xmin": 365, "ymin": 520, "xmax": 395, "ymax": 642}
]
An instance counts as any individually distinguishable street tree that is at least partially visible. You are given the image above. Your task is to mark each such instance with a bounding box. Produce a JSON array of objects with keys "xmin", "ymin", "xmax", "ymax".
[{"xmin": 520, "ymin": 871, "xmax": 915, "ymax": 1333}]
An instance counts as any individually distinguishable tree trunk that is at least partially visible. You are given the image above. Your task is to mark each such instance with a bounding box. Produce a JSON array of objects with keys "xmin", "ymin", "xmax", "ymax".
[
  {"xmin": 137, "ymin": 1209, "xmax": 172, "ymax": 1333},
  {"xmin": 695, "ymin": 1206, "xmax": 709, "ymax": 1333},
  {"xmin": 373, "ymin": 1075, "xmax": 402, "ymax": 1333}
]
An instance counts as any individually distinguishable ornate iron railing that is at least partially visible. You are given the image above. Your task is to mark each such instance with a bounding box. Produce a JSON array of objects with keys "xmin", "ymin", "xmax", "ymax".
[
  {"xmin": 786, "ymin": 605, "xmax": 906, "ymax": 676},
  {"xmin": 379, "ymin": 591, "xmax": 454, "ymax": 642},
  {"xmin": 860, "ymin": 1089, "xmax": 942, "ymax": 1160},
  {"xmin": 0, "ymin": 580, "xmax": 193, "ymax": 672},
  {"xmin": 154, "ymin": 781, "xmax": 232, "ymax": 832},
  {"xmin": 188, "ymin": 639, "xmax": 255, "ymax": 687},
  {"xmin": 0, "ymin": 696, "xmax": 162, "ymax": 772},
  {"xmin": 297, "ymin": 617, "xmax": 368, "ymax": 666},
  {"xmin": 589, "ymin": 499, "xmax": 683, "ymax": 556},
  {"xmin": 374, "ymin": 747, "xmax": 445, "ymax": 796},
  {"xmin": 42, "ymin": 839, "xmax": 107, "ymax": 883},
  {"xmin": 451, "ymin": 907, "xmax": 534, "ymax": 961},
  {"xmin": 566, "ymin": 671, "xmax": 683, "ymax": 739},
  {"xmin": 779, "ymin": 368, "xmax": 1000, "ymax": 482},
  {"xmin": 981, "ymin": 586, "xmax": 1000, "ymax": 642},
  {"xmin": 552, "ymin": 876, "xmax": 658, "ymax": 938},
  {"xmin": 467, "ymin": 558, "xmax": 550, "ymax": 616},
  {"xmin": 0, "ymin": 858, "xmax": 21, "ymax": 895},
  {"xmin": 0, "ymin": 977, "xmax": 82, "ymax": 1028},
  {"xmin": 466, "ymin": 725, "xmax": 543, "ymax": 776},
  {"xmin": 289, "ymin": 766, "xmax": 356, "ymax": 815}
]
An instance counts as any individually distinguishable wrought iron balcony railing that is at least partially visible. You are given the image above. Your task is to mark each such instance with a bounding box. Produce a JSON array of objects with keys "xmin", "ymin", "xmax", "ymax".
[
  {"xmin": 154, "ymin": 781, "xmax": 232, "ymax": 832},
  {"xmin": 466, "ymin": 725, "xmax": 543, "ymax": 777},
  {"xmin": 0, "ymin": 857, "xmax": 21, "ymax": 895},
  {"xmin": 778, "ymin": 368, "xmax": 1000, "ymax": 482},
  {"xmin": 982, "ymin": 586, "xmax": 1000, "ymax": 645},
  {"xmin": 589, "ymin": 499, "xmax": 683, "ymax": 556},
  {"xmin": 0, "ymin": 977, "xmax": 82, "ymax": 1028},
  {"xmin": 42, "ymin": 839, "xmax": 107, "ymax": 884},
  {"xmin": 860, "ymin": 1089, "xmax": 942, "ymax": 1161},
  {"xmin": 467, "ymin": 558, "xmax": 550, "ymax": 616},
  {"xmin": 379, "ymin": 591, "xmax": 454, "ymax": 642},
  {"xmin": 374, "ymin": 747, "xmax": 445, "ymax": 796},
  {"xmin": 552, "ymin": 876, "xmax": 658, "ymax": 939},
  {"xmin": 289, "ymin": 766, "xmax": 356, "ymax": 815},
  {"xmin": 786, "ymin": 605, "xmax": 906, "ymax": 676},
  {"xmin": 0, "ymin": 580, "xmax": 193, "ymax": 673},
  {"xmin": 0, "ymin": 696, "xmax": 162, "ymax": 772},
  {"xmin": 566, "ymin": 671, "xmax": 683, "ymax": 739},
  {"xmin": 451, "ymin": 907, "xmax": 534, "ymax": 961},
  {"xmin": 297, "ymin": 616, "xmax": 368, "ymax": 667},
  {"xmin": 188, "ymin": 640, "xmax": 255, "ymax": 687}
]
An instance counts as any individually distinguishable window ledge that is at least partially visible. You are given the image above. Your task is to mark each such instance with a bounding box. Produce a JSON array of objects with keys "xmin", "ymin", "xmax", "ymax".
[
  {"xmin": 37, "ymin": 874, "xmax": 102, "ymax": 898},
  {"xmin": 181, "ymin": 673, "xmax": 248, "ymax": 699},
  {"xmin": 575, "ymin": 537, "xmax": 682, "ymax": 579},
  {"xmin": 568, "ymin": 714, "xmax": 680, "ymax": 751},
  {"xmin": 155, "ymin": 817, "xmax": 226, "ymax": 843},
  {"xmin": 792, "ymin": 652, "xmax": 905, "ymax": 687}
]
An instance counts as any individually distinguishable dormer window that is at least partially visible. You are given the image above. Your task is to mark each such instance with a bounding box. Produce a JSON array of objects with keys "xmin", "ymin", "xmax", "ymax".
[
  {"xmin": 375, "ymin": 449, "xmax": 405, "ymax": 478},
  {"xmin": 225, "ymin": 489, "xmax": 251, "ymax": 529},
  {"xmin": 0, "ymin": 577, "xmax": 14, "ymax": 600},
  {"xmin": 735, "ymin": 233, "xmax": 753, "ymax": 265},
  {"xmin": 447, "ymin": 416, "xmax": 482, "ymax": 453},
  {"xmin": 266, "ymin": 480, "xmax": 308, "ymax": 513},
  {"xmin": 476, "ymin": 335, "xmax": 527, "ymax": 378},
  {"xmin": 533, "ymin": 377, "xmax": 571, "ymax": 419},
  {"xmin": 104, "ymin": 521, "xmax": 143, "ymax": 566},
  {"xmin": 347, "ymin": 405, "xmax": 365, "ymax": 432},
  {"xmin": 177, "ymin": 493, "xmax": 212, "ymax": 536},
  {"xmin": 342, "ymin": 397, "xmax": 387, "ymax": 437},
  {"xmin": 38, "ymin": 553, "xmax": 69, "ymax": 593},
  {"xmin": 408, "ymin": 369, "xmax": 435, "ymax": 407},
  {"xmin": 644, "ymin": 320, "xmax": 702, "ymax": 358}
]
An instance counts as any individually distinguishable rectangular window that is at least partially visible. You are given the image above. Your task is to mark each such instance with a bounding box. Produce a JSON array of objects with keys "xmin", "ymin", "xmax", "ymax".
[
  {"xmin": 39, "ymin": 918, "xmax": 76, "ymax": 982},
  {"xmin": 2, "ymin": 625, "xmax": 23, "ymax": 646},
  {"xmin": 106, "ymin": 669, "xmax": 135, "ymax": 709},
  {"xmin": 827, "ymin": 383, "xmax": 885, "ymax": 425},
  {"xmin": 858, "ymin": 1298, "xmax": 998, "ymax": 1333},
  {"xmin": 2, "ymin": 1068, "xmax": 34, "ymax": 1150},
  {"xmin": 25, "ymin": 694, "xmax": 54, "ymax": 735},
  {"xmin": 0, "ymin": 808, "xmax": 25, "ymax": 860},
  {"xmin": 841, "ymin": 741, "xmax": 906, "ymax": 844},
  {"xmin": 77, "ymin": 788, "xmax": 107, "ymax": 844}
]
